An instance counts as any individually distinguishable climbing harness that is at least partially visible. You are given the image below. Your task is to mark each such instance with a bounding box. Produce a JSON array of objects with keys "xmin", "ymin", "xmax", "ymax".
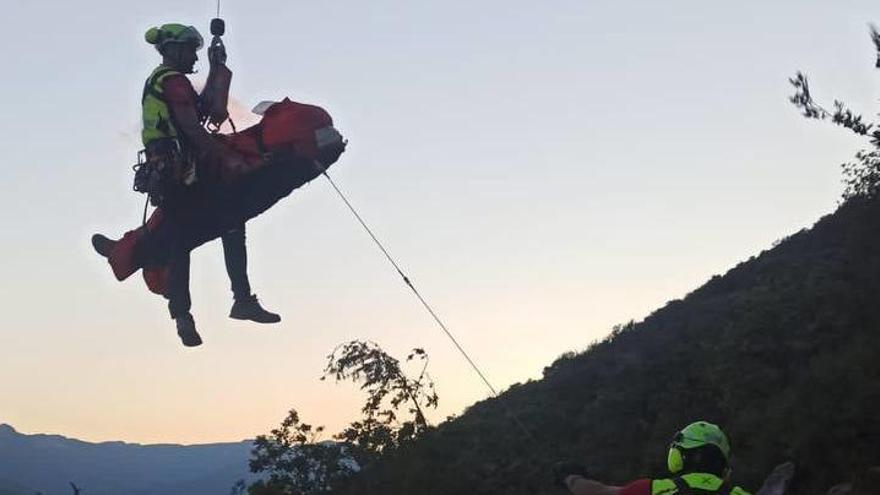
[{"xmin": 132, "ymin": 139, "xmax": 188, "ymax": 223}]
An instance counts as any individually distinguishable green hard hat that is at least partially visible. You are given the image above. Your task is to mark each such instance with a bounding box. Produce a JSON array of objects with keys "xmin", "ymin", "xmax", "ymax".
[
  {"xmin": 145, "ymin": 23, "xmax": 204, "ymax": 51},
  {"xmin": 671, "ymin": 421, "xmax": 731, "ymax": 459}
]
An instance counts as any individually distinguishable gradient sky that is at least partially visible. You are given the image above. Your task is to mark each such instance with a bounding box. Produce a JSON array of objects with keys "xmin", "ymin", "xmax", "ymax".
[{"xmin": 1, "ymin": 0, "xmax": 878, "ymax": 444}]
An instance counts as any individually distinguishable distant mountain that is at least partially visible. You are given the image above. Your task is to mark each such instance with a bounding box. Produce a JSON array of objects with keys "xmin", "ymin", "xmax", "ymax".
[
  {"xmin": 0, "ymin": 423, "xmax": 254, "ymax": 495},
  {"xmin": 333, "ymin": 196, "xmax": 880, "ymax": 494}
]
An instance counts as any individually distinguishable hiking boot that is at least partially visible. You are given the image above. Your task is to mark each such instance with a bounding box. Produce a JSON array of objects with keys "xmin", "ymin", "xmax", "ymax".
[
  {"xmin": 91, "ymin": 234, "xmax": 117, "ymax": 259},
  {"xmin": 175, "ymin": 313, "xmax": 203, "ymax": 347},
  {"xmin": 229, "ymin": 295, "xmax": 281, "ymax": 324}
]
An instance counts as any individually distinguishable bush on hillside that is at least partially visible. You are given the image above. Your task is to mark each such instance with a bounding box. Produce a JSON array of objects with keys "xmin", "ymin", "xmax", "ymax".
[{"xmin": 248, "ymin": 341, "xmax": 439, "ymax": 494}]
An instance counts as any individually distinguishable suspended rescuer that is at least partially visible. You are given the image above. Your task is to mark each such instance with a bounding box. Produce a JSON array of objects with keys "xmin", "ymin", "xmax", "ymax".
[
  {"xmin": 92, "ymin": 23, "xmax": 279, "ymax": 347},
  {"xmin": 554, "ymin": 421, "xmax": 751, "ymax": 495}
]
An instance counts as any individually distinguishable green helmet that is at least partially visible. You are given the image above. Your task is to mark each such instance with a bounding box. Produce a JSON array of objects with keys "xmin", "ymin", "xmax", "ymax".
[
  {"xmin": 667, "ymin": 421, "xmax": 731, "ymax": 474},
  {"xmin": 145, "ymin": 24, "xmax": 204, "ymax": 52}
]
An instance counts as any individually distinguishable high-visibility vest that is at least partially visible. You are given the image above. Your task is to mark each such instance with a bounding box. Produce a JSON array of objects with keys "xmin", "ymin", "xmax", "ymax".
[
  {"xmin": 141, "ymin": 65, "xmax": 182, "ymax": 147},
  {"xmin": 651, "ymin": 473, "xmax": 751, "ymax": 495}
]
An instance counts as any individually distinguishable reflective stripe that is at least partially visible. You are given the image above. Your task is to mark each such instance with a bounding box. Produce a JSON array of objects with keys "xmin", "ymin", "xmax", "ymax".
[
  {"xmin": 141, "ymin": 65, "xmax": 182, "ymax": 146},
  {"xmin": 651, "ymin": 474, "xmax": 752, "ymax": 495},
  {"xmin": 672, "ymin": 477, "xmax": 693, "ymax": 495},
  {"xmin": 652, "ymin": 478, "xmax": 679, "ymax": 495}
]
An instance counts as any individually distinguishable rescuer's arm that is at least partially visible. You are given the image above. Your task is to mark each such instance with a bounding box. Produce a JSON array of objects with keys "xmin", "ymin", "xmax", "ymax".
[{"xmin": 163, "ymin": 75, "xmax": 247, "ymax": 176}]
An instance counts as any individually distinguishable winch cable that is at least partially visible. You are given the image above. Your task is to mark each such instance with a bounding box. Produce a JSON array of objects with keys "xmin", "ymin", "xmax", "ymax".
[{"xmin": 316, "ymin": 163, "xmax": 538, "ymax": 445}]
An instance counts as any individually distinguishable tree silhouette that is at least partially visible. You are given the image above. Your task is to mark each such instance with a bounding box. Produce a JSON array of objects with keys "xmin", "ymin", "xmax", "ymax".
[
  {"xmin": 249, "ymin": 409, "xmax": 355, "ymax": 495},
  {"xmin": 248, "ymin": 341, "xmax": 438, "ymax": 494},
  {"xmin": 790, "ymin": 24, "xmax": 880, "ymax": 199},
  {"xmin": 323, "ymin": 340, "xmax": 438, "ymax": 459}
]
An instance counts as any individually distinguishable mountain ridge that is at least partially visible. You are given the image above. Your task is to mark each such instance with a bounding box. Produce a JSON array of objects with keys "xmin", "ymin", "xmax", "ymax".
[
  {"xmin": 0, "ymin": 422, "xmax": 255, "ymax": 495},
  {"xmin": 0, "ymin": 423, "xmax": 250, "ymax": 448}
]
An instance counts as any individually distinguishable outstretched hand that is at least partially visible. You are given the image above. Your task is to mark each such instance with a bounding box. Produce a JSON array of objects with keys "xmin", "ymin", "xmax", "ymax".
[{"xmin": 553, "ymin": 461, "xmax": 589, "ymax": 488}]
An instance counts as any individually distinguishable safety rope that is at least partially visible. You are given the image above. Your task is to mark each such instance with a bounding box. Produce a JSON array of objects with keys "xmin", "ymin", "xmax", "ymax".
[
  {"xmin": 141, "ymin": 195, "xmax": 150, "ymax": 226},
  {"xmin": 317, "ymin": 164, "xmax": 538, "ymax": 444}
]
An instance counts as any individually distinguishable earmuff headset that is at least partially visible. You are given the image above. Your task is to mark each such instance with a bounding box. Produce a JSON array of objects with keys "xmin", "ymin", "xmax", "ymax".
[{"xmin": 667, "ymin": 432, "xmax": 686, "ymax": 474}]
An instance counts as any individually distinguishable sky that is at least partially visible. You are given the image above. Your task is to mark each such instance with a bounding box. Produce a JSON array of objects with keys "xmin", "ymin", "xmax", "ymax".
[{"xmin": 0, "ymin": 0, "xmax": 878, "ymax": 445}]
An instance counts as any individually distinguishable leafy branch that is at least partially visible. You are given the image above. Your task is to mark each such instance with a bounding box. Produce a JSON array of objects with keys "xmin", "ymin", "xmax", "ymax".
[
  {"xmin": 248, "ymin": 342, "xmax": 440, "ymax": 494},
  {"xmin": 788, "ymin": 72, "xmax": 875, "ymax": 139},
  {"xmin": 789, "ymin": 23, "xmax": 880, "ymax": 199},
  {"xmin": 322, "ymin": 341, "xmax": 438, "ymax": 456}
]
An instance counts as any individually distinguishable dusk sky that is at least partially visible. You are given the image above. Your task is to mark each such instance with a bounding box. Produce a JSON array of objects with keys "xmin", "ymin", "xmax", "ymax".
[{"xmin": 1, "ymin": 0, "xmax": 878, "ymax": 444}]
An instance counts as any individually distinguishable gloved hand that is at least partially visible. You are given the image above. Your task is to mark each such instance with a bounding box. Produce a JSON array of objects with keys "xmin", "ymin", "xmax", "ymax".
[
  {"xmin": 552, "ymin": 461, "xmax": 589, "ymax": 488},
  {"xmin": 209, "ymin": 42, "xmax": 226, "ymax": 65}
]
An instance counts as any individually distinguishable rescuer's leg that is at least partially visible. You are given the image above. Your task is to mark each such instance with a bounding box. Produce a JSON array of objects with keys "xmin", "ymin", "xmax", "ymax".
[
  {"xmin": 223, "ymin": 225, "xmax": 281, "ymax": 324},
  {"xmin": 222, "ymin": 224, "xmax": 252, "ymax": 300},
  {"xmin": 167, "ymin": 244, "xmax": 202, "ymax": 347}
]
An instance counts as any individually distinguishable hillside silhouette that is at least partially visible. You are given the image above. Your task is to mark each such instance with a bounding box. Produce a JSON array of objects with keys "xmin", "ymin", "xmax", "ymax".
[{"xmin": 330, "ymin": 196, "xmax": 880, "ymax": 495}]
